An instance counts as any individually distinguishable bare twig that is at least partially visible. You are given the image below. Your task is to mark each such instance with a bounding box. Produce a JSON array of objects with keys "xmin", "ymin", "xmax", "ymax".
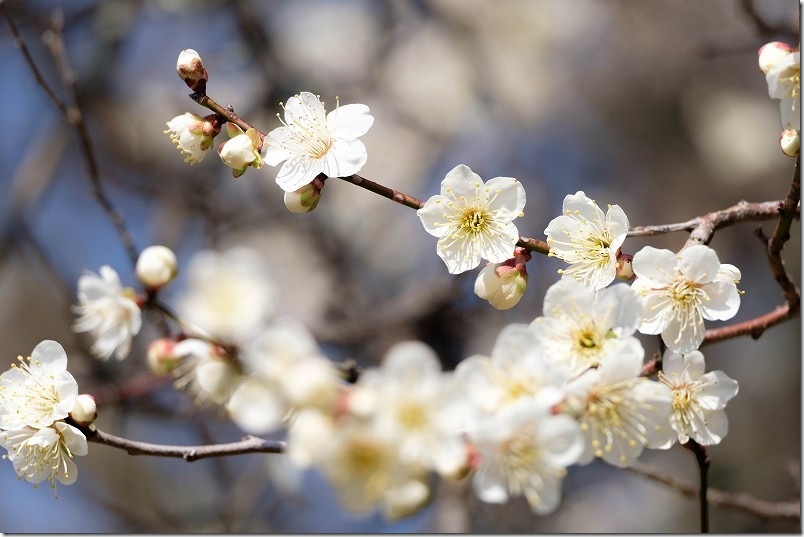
[
  {"xmin": 82, "ymin": 425, "xmax": 285, "ymax": 462},
  {"xmin": 628, "ymin": 461, "xmax": 801, "ymax": 521}
]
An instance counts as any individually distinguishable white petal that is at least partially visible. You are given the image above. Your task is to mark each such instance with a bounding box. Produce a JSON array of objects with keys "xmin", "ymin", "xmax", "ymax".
[
  {"xmin": 323, "ymin": 138, "xmax": 368, "ymax": 178},
  {"xmin": 693, "ymin": 409, "xmax": 728, "ymax": 445},
  {"xmin": 417, "ymin": 195, "xmax": 451, "ymax": 237},
  {"xmin": 275, "ymin": 156, "xmax": 325, "ymax": 192},
  {"xmin": 441, "ymin": 164, "xmax": 483, "ymax": 200},
  {"xmin": 55, "ymin": 422, "xmax": 88, "ymax": 457},
  {"xmin": 227, "ymin": 379, "xmax": 285, "ymax": 435},
  {"xmin": 484, "ymin": 177, "xmax": 526, "ymax": 216},
  {"xmin": 327, "ymin": 104, "xmax": 374, "ymax": 139},
  {"xmin": 700, "ymin": 281, "xmax": 740, "ymax": 321},
  {"xmin": 436, "ymin": 237, "xmax": 481, "ymax": 274},
  {"xmin": 697, "ymin": 371, "xmax": 739, "ymax": 410},
  {"xmin": 594, "ymin": 284, "xmax": 642, "ymax": 334},
  {"xmin": 540, "ymin": 415, "xmax": 584, "ymax": 468},
  {"xmin": 632, "ymin": 247, "xmax": 678, "ymax": 285},
  {"xmin": 679, "ymin": 245, "xmax": 721, "ymax": 284},
  {"xmin": 662, "ymin": 313, "xmax": 705, "ymax": 354},
  {"xmin": 31, "ymin": 340, "xmax": 68, "ymax": 375}
]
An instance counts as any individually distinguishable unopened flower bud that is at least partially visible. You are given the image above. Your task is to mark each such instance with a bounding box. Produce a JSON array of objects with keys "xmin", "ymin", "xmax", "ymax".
[
  {"xmin": 218, "ymin": 124, "xmax": 264, "ymax": 178},
  {"xmin": 147, "ymin": 338, "xmax": 183, "ymax": 376},
  {"xmin": 758, "ymin": 42, "xmax": 793, "ymax": 75},
  {"xmin": 283, "ymin": 178, "xmax": 323, "ymax": 213},
  {"xmin": 780, "ymin": 128, "xmax": 800, "ymax": 157},
  {"xmin": 136, "ymin": 246, "xmax": 178, "ymax": 289},
  {"xmin": 473, "ymin": 247, "xmax": 531, "ymax": 310},
  {"xmin": 176, "ymin": 49, "xmax": 208, "ymax": 92},
  {"xmin": 70, "ymin": 394, "xmax": 98, "ymax": 426},
  {"xmin": 615, "ymin": 252, "xmax": 634, "ymax": 281}
]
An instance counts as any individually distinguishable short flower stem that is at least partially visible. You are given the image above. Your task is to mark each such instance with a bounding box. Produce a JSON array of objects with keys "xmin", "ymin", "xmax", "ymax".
[{"xmin": 684, "ymin": 440, "xmax": 711, "ymax": 533}]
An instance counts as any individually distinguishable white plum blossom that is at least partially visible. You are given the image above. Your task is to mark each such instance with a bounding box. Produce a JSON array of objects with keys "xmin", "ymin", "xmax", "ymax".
[
  {"xmin": 569, "ymin": 352, "xmax": 673, "ymax": 468},
  {"xmin": 658, "ymin": 349, "xmax": 739, "ymax": 446},
  {"xmin": 227, "ymin": 319, "xmax": 340, "ymax": 434},
  {"xmin": 264, "ymin": 92, "xmax": 374, "ymax": 192},
  {"xmin": 0, "ymin": 340, "xmax": 78, "ymax": 430},
  {"xmin": 218, "ymin": 124, "xmax": 266, "ymax": 178},
  {"xmin": 545, "ymin": 191, "xmax": 629, "ymax": 290},
  {"xmin": 72, "ymin": 266, "xmax": 142, "ymax": 361},
  {"xmin": 759, "ymin": 43, "xmax": 800, "ymax": 130},
  {"xmin": 529, "ymin": 280, "xmax": 644, "ymax": 375},
  {"xmin": 171, "ymin": 338, "xmax": 243, "ymax": 408},
  {"xmin": 631, "ymin": 245, "xmax": 741, "ymax": 353},
  {"xmin": 177, "ymin": 247, "xmax": 276, "ymax": 342},
  {"xmin": 164, "ymin": 112, "xmax": 215, "ymax": 164},
  {"xmin": 417, "ymin": 164, "xmax": 526, "ymax": 274},
  {"xmin": 470, "ymin": 400, "xmax": 583, "ymax": 515},
  {"xmin": 354, "ymin": 341, "xmax": 470, "ymax": 477},
  {"xmin": 0, "ymin": 422, "xmax": 87, "ymax": 490}
]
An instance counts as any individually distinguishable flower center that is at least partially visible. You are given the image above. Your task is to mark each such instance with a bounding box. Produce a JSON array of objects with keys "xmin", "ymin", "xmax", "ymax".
[
  {"xmin": 461, "ymin": 208, "xmax": 489, "ymax": 235},
  {"xmin": 670, "ymin": 278, "xmax": 698, "ymax": 305},
  {"xmin": 396, "ymin": 402, "xmax": 428, "ymax": 430}
]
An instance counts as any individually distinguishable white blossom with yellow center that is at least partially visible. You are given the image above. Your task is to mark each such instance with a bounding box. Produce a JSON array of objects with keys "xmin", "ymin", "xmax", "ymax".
[
  {"xmin": 470, "ymin": 400, "xmax": 583, "ymax": 515},
  {"xmin": 0, "ymin": 422, "xmax": 87, "ymax": 491},
  {"xmin": 72, "ymin": 266, "xmax": 142, "ymax": 361},
  {"xmin": 631, "ymin": 245, "xmax": 741, "ymax": 354},
  {"xmin": 657, "ymin": 349, "xmax": 738, "ymax": 445},
  {"xmin": 544, "ymin": 191, "xmax": 629, "ymax": 291},
  {"xmin": 418, "ymin": 164, "xmax": 526, "ymax": 275},
  {"xmin": 569, "ymin": 352, "xmax": 673, "ymax": 468},
  {"xmin": 264, "ymin": 92, "xmax": 374, "ymax": 192},
  {"xmin": 530, "ymin": 280, "xmax": 644, "ymax": 375},
  {"xmin": 0, "ymin": 340, "xmax": 78, "ymax": 430}
]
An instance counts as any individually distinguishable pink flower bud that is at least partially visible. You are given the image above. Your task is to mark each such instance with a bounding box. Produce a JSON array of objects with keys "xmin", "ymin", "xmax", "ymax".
[
  {"xmin": 615, "ymin": 252, "xmax": 634, "ymax": 281},
  {"xmin": 147, "ymin": 338, "xmax": 182, "ymax": 376},
  {"xmin": 758, "ymin": 42, "xmax": 793, "ymax": 75}
]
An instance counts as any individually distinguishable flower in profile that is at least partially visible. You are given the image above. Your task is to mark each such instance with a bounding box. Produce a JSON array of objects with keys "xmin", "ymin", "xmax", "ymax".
[
  {"xmin": 417, "ymin": 165, "xmax": 526, "ymax": 274},
  {"xmin": 474, "ymin": 248, "xmax": 531, "ymax": 310},
  {"xmin": 354, "ymin": 341, "xmax": 469, "ymax": 477},
  {"xmin": 568, "ymin": 352, "xmax": 673, "ymax": 468},
  {"xmin": 164, "ymin": 112, "xmax": 219, "ymax": 164},
  {"xmin": 264, "ymin": 92, "xmax": 374, "ymax": 192},
  {"xmin": 72, "ymin": 266, "xmax": 142, "ymax": 361},
  {"xmin": 657, "ymin": 349, "xmax": 739, "ymax": 446},
  {"xmin": 545, "ymin": 191, "xmax": 629, "ymax": 290},
  {"xmin": 470, "ymin": 400, "xmax": 583, "ymax": 515},
  {"xmin": 0, "ymin": 340, "xmax": 78, "ymax": 430},
  {"xmin": 177, "ymin": 247, "xmax": 276, "ymax": 342},
  {"xmin": 631, "ymin": 245, "xmax": 741, "ymax": 353},
  {"xmin": 0, "ymin": 422, "xmax": 88, "ymax": 490},
  {"xmin": 759, "ymin": 42, "xmax": 800, "ymax": 130},
  {"xmin": 218, "ymin": 124, "xmax": 266, "ymax": 178},
  {"xmin": 529, "ymin": 280, "xmax": 644, "ymax": 375}
]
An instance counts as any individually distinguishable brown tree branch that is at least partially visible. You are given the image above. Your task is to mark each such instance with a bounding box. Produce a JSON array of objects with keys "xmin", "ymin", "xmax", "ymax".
[
  {"xmin": 628, "ymin": 461, "xmax": 801, "ymax": 521},
  {"xmin": 81, "ymin": 425, "xmax": 285, "ymax": 462}
]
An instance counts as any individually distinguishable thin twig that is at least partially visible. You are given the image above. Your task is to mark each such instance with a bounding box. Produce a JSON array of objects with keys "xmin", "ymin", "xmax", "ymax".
[
  {"xmin": 684, "ymin": 441, "xmax": 711, "ymax": 532},
  {"xmin": 628, "ymin": 461, "xmax": 801, "ymax": 521},
  {"xmin": 82, "ymin": 425, "xmax": 285, "ymax": 462}
]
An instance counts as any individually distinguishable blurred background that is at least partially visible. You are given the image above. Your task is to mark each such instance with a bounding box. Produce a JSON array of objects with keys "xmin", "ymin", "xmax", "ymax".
[{"xmin": 0, "ymin": 0, "xmax": 800, "ymax": 532}]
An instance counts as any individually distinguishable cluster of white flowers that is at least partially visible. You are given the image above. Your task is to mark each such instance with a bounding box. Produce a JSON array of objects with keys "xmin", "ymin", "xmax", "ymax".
[{"xmin": 0, "ymin": 341, "xmax": 91, "ymax": 492}]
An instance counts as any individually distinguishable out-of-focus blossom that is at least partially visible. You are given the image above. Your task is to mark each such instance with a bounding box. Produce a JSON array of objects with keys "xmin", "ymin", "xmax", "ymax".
[
  {"xmin": 0, "ymin": 340, "xmax": 78, "ymax": 430},
  {"xmin": 759, "ymin": 42, "xmax": 800, "ymax": 130},
  {"xmin": 171, "ymin": 338, "xmax": 243, "ymax": 408},
  {"xmin": 545, "ymin": 191, "xmax": 629, "ymax": 291},
  {"xmin": 72, "ymin": 266, "xmax": 141, "ymax": 361},
  {"xmin": 470, "ymin": 400, "xmax": 583, "ymax": 515},
  {"xmin": 658, "ymin": 349, "xmax": 739, "ymax": 445},
  {"xmin": 529, "ymin": 280, "xmax": 643, "ymax": 375},
  {"xmin": 177, "ymin": 247, "xmax": 276, "ymax": 342},
  {"xmin": 264, "ymin": 92, "xmax": 374, "ymax": 192},
  {"xmin": 418, "ymin": 164, "xmax": 525, "ymax": 274},
  {"xmin": 136, "ymin": 245, "xmax": 178, "ymax": 289},
  {"xmin": 631, "ymin": 245, "xmax": 741, "ymax": 353}
]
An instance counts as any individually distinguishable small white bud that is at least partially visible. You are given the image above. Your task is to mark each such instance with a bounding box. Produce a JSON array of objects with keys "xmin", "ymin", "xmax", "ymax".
[
  {"xmin": 283, "ymin": 182, "xmax": 322, "ymax": 213},
  {"xmin": 474, "ymin": 263, "xmax": 527, "ymax": 310},
  {"xmin": 147, "ymin": 338, "xmax": 182, "ymax": 376},
  {"xmin": 780, "ymin": 128, "xmax": 801, "ymax": 157},
  {"xmin": 758, "ymin": 42, "xmax": 793, "ymax": 75},
  {"xmin": 136, "ymin": 245, "xmax": 178, "ymax": 289},
  {"xmin": 176, "ymin": 49, "xmax": 208, "ymax": 91},
  {"xmin": 70, "ymin": 394, "xmax": 98, "ymax": 426}
]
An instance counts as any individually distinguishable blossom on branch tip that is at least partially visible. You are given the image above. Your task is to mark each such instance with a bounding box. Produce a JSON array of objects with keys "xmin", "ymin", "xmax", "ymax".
[
  {"xmin": 72, "ymin": 266, "xmax": 142, "ymax": 361},
  {"xmin": 418, "ymin": 165, "xmax": 526, "ymax": 275},
  {"xmin": 631, "ymin": 245, "xmax": 741, "ymax": 354},
  {"xmin": 136, "ymin": 245, "xmax": 178, "ymax": 289},
  {"xmin": 545, "ymin": 191, "xmax": 629, "ymax": 291},
  {"xmin": 759, "ymin": 42, "xmax": 800, "ymax": 130},
  {"xmin": 0, "ymin": 422, "xmax": 87, "ymax": 490},
  {"xmin": 264, "ymin": 92, "xmax": 374, "ymax": 192},
  {"xmin": 165, "ymin": 112, "xmax": 219, "ymax": 164},
  {"xmin": 658, "ymin": 349, "xmax": 738, "ymax": 446},
  {"xmin": 218, "ymin": 124, "xmax": 265, "ymax": 178},
  {"xmin": 176, "ymin": 49, "xmax": 207, "ymax": 92},
  {"xmin": 0, "ymin": 340, "xmax": 78, "ymax": 430}
]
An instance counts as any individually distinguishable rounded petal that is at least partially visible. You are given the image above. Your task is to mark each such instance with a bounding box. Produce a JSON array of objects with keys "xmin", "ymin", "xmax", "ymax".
[
  {"xmin": 632, "ymin": 247, "xmax": 678, "ymax": 284},
  {"xmin": 323, "ymin": 138, "xmax": 368, "ymax": 178},
  {"xmin": 679, "ymin": 245, "xmax": 721, "ymax": 284},
  {"xmin": 594, "ymin": 283, "xmax": 642, "ymax": 334},
  {"xmin": 262, "ymin": 127, "xmax": 294, "ymax": 166},
  {"xmin": 605, "ymin": 204, "xmax": 630, "ymax": 247},
  {"xmin": 484, "ymin": 177, "xmax": 526, "ymax": 216},
  {"xmin": 31, "ymin": 340, "xmax": 68, "ymax": 375},
  {"xmin": 327, "ymin": 104, "xmax": 374, "ymax": 139},
  {"xmin": 55, "ymin": 422, "xmax": 88, "ymax": 457},
  {"xmin": 436, "ymin": 236, "xmax": 481, "ymax": 274},
  {"xmin": 417, "ymin": 195, "xmax": 451, "ymax": 237},
  {"xmin": 285, "ymin": 92, "xmax": 326, "ymax": 126},
  {"xmin": 693, "ymin": 408, "xmax": 729, "ymax": 445},
  {"xmin": 562, "ymin": 191, "xmax": 605, "ymax": 224},
  {"xmin": 700, "ymin": 280, "xmax": 740, "ymax": 321},
  {"xmin": 441, "ymin": 164, "xmax": 483, "ymax": 200},
  {"xmin": 540, "ymin": 415, "xmax": 584, "ymax": 468},
  {"xmin": 275, "ymin": 156, "xmax": 325, "ymax": 192},
  {"xmin": 662, "ymin": 311, "xmax": 705, "ymax": 354},
  {"xmin": 697, "ymin": 371, "xmax": 739, "ymax": 409}
]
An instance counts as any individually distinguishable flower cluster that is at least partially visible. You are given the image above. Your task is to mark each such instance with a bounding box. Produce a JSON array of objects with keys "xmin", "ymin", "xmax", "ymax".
[{"xmin": 0, "ymin": 341, "xmax": 91, "ymax": 492}]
